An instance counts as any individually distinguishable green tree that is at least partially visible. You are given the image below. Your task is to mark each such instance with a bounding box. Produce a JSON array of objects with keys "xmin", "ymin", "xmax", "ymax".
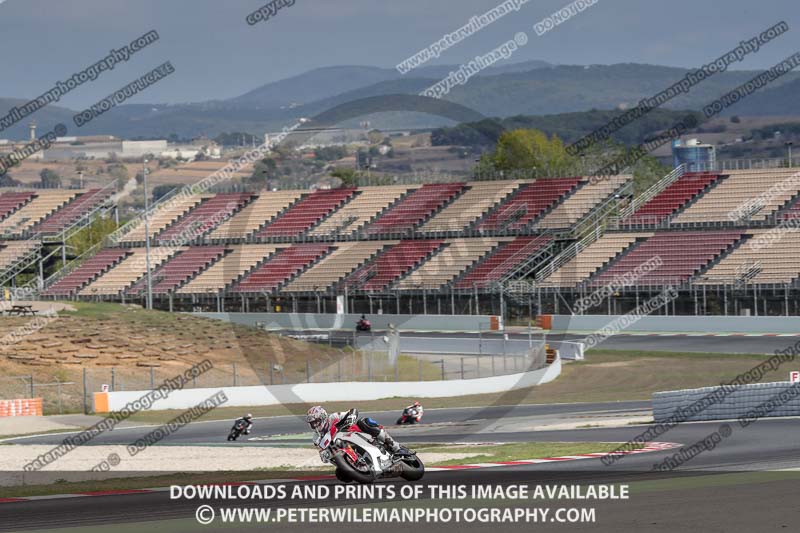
[
  {"xmin": 66, "ymin": 216, "xmax": 119, "ymax": 258},
  {"xmin": 491, "ymin": 129, "xmax": 577, "ymax": 174},
  {"xmin": 247, "ymin": 158, "xmax": 278, "ymax": 190},
  {"xmin": 152, "ymin": 183, "xmax": 181, "ymax": 201},
  {"xmin": 107, "ymin": 163, "xmax": 128, "ymax": 185},
  {"xmin": 39, "ymin": 168, "xmax": 62, "ymax": 188},
  {"xmin": 330, "ymin": 167, "xmax": 360, "ymax": 187}
]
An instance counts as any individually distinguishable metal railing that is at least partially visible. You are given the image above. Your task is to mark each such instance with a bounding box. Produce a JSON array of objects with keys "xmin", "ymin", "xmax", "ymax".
[
  {"xmin": 0, "ymin": 243, "xmax": 42, "ymax": 287},
  {"xmin": 497, "ymin": 238, "xmax": 555, "ymax": 284},
  {"xmin": 615, "ymin": 164, "xmax": 685, "ymax": 222},
  {"xmin": 39, "ymin": 181, "xmax": 119, "ymax": 245},
  {"xmin": 106, "ymin": 184, "xmax": 185, "ymax": 244},
  {"xmin": 535, "ymin": 225, "xmax": 603, "ymax": 283},
  {"xmin": 692, "ymin": 157, "xmax": 800, "ymax": 173}
]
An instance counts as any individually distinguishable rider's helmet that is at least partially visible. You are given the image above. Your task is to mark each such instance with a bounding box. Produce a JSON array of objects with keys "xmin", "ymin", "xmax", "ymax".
[
  {"xmin": 413, "ymin": 401, "xmax": 421, "ymax": 408},
  {"xmin": 244, "ymin": 413, "xmax": 253, "ymax": 421},
  {"xmin": 306, "ymin": 406, "xmax": 329, "ymax": 433}
]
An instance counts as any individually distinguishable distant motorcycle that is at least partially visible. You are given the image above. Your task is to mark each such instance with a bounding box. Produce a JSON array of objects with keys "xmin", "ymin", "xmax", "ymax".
[
  {"xmin": 356, "ymin": 318, "xmax": 371, "ymax": 332},
  {"xmin": 227, "ymin": 419, "xmax": 248, "ymax": 441},
  {"xmin": 396, "ymin": 407, "xmax": 422, "ymax": 425}
]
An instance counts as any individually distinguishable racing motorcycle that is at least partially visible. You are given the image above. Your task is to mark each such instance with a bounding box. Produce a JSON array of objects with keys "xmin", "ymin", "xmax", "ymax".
[
  {"xmin": 318, "ymin": 423, "xmax": 425, "ymax": 484},
  {"xmin": 227, "ymin": 419, "xmax": 248, "ymax": 441},
  {"xmin": 356, "ymin": 318, "xmax": 372, "ymax": 332},
  {"xmin": 396, "ymin": 407, "xmax": 422, "ymax": 425}
]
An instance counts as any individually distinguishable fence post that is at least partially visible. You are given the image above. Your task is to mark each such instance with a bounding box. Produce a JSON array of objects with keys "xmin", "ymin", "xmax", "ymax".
[
  {"xmin": 111, "ymin": 368, "xmax": 116, "ymax": 392},
  {"xmin": 306, "ymin": 360, "xmax": 311, "ymax": 383},
  {"xmin": 338, "ymin": 359, "xmax": 342, "ymax": 382},
  {"xmin": 232, "ymin": 362, "xmax": 238, "ymax": 387},
  {"xmin": 440, "ymin": 360, "xmax": 445, "ymax": 381},
  {"xmin": 476, "ymin": 355, "xmax": 480, "ymax": 378},
  {"xmin": 82, "ymin": 367, "xmax": 88, "ymax": 415},
  {"xmin": 29, "ymin": 375, "xmax": 34, "ymax": 398},
  {"xmin": 270, "ymin": 365, "xmax": 274, "ymax": 386},
  {"xmin": 56, "ymin": 379, "xmax": 63, "ymax": 415},
  {"xmin": 149, "ymin": 367, "xmax": 155, "ymax": 390},
  {"xmin": 461, "ymin": 357, "xmax": 465, "ymax": 380},
  {"xmin": 491, "ymin": 354, "xmax": 496, "ymax": 376}
]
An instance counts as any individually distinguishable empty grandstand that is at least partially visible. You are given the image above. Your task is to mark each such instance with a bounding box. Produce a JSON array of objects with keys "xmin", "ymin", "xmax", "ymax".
[{"xmin": 26, "ymin": 164, "xmax": 800, "ymax": 318}]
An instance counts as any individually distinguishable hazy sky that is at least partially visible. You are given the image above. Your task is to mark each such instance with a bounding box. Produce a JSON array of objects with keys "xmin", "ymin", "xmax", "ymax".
[{"xmin": 1, "ymin": 0, "xmax": 797, "ymax": 108}]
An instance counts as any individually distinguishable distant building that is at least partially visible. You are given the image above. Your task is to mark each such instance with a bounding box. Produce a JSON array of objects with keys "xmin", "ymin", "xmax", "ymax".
[
  {"xmin": 672, "ymin": 138, "xmax": 716, "ymax": 171},
  {"xmin": 41, "ymin": 138, "xmax": 167, "ymax": 160}
]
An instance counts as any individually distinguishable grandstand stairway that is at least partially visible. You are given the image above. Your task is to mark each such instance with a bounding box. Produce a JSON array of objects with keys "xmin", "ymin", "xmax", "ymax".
[
  {"xmin": 35, "ymin": 188, "xmax": 115, "ymax": 236},
  {"xmin": 254, "ymin": 188, "xmax": 357, "ymax": 239},
  {"xmin": 43, "ymin": 248, "xmax": 132, "ymax": 297},
  {"xmin": 341, "ymin": 240, "xmax": 445, "ymax": 292},
  {"xmin": 0, "ymin": 192, "xmax": 36, "ymax": 222},
  {"xmin": 125, "ymin": 246, "xmax": 229, "ymax": 296},
  {"xmin": 283, "ymin": 241, "xmax": 393, "ymax": 293},
  {"xmin": 453, "ymin": 236, "xmax": 553, "ymax": 290},
  {"xmin": 394, "ymin": 238, "xmax": 503, "ymax": 291},
  {"xmin": 209, "ymin": 191, "xmax": 306, "ymax": 242},
  {"xmin": 0, "ymin": 241, "xmax": 42, "ymax": 287},
  {"xmin": 474, "ymin": 177, "xmax": 584, "ymax": 233},
  {"xmin": 587, "ymin": 230, "xmax": 746, "ymax": 288},
  {"xmin": 623, "ymin": 172, "xmax": 725, "ymax": 226},
  {"xmin": 775, "ymin": 193, "xmax": 800, "ymax": 221},
  {"xmin": 231, "ymin": 244, "xmax": 334, "ymax": 294},
  {"xmin": 156, "ymin": 193, "xmax": 255, "ymax": 244},
  {"xmin": 363, "ymin": 183, "xmax": 466, "ymax": 236}
]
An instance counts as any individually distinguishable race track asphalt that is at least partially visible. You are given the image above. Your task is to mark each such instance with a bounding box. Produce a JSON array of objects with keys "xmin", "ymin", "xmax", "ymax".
[{"xmin": 3, "ymin": 400, "xmax": 800, "ymax": 532}]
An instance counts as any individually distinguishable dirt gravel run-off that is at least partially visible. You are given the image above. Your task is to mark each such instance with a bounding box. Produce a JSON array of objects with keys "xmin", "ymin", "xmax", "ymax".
[{"xmin": 0, "ymin": 445, "xmax": 481, "ymax": 486}]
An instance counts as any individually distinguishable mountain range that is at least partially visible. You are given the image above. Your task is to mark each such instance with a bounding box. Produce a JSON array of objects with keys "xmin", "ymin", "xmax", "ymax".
[{"xmin": 1, "ymin": 59, "xmax": 798, "ymax": 141}]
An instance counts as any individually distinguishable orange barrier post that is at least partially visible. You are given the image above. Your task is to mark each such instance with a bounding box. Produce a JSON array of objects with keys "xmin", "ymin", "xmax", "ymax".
[{"xmin": 93, "ymin": 392, "xmax": 110, "ymax": 414}]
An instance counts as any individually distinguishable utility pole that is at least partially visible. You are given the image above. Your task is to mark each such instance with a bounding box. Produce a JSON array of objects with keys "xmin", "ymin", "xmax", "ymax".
[{"xmin": 143, "ymin": 159, "xmax": 153, "ymax": 310}]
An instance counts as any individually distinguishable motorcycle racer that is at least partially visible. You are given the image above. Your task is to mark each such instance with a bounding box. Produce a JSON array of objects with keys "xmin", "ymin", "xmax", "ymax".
[
  {"xmin": 306, "ymin": 406, "xmax": 403, "ymax": 456},
  {"xmin": 234, "ymin": 413, "xmax": 254, "ymax": 435},
  {"xmin": 406, "ymin": 401, "xmax": 423, "ymax": 422}
]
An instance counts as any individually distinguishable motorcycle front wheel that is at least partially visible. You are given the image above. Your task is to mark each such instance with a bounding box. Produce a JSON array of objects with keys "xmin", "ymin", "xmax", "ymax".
[
  {"xmin": 400, "ymin": 455, "xmax": 425, "ymax": 481},
  {"xmin": 332, "ymin": 451, "xmax": 375, "ymax": 484}
]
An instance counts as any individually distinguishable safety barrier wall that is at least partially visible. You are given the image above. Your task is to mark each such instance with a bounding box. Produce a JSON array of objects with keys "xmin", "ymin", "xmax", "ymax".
[
  {"xmin": 0, "ymin": 398, "xmax": 43, "ymax": 417},
  {"xmin": 652, "ymin": 382, "xmax": 800, "ymax": 423},
  {"xmin": 354, "ymin": 336, "xmax": 585, "ymax": 359},
  {"xmin": 195, "ymin": 312, "xmax": 503, "ymax": 332},
  {"xmin": 95, "ymin": 360, "xmax": 561, "ymax": 412},
  {"xmin": 546, "ymin": 314, "xmax": 800, "ymax": 334}
]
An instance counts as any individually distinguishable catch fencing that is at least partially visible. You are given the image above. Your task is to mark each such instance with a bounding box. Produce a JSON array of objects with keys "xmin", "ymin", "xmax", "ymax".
[{"xmin": 0, "ymin": 344, "xmax": 547, "ymax": 414}]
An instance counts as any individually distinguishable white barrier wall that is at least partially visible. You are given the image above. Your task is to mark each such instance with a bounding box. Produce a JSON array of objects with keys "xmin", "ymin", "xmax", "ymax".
[
  {"xmin": 101, "ymin": 360, "xmax": 561, "ymax": 411},
  {"xmin": 195, "ymin": 312, "xmax": 502, "ymax": 332},
  {"xmin": 653, "ymin": 381, "xmax": 800, "ymax": 423},
  {"xmin": 550, "ymin": 314, "xmax": 800, "ymax": 334}
]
